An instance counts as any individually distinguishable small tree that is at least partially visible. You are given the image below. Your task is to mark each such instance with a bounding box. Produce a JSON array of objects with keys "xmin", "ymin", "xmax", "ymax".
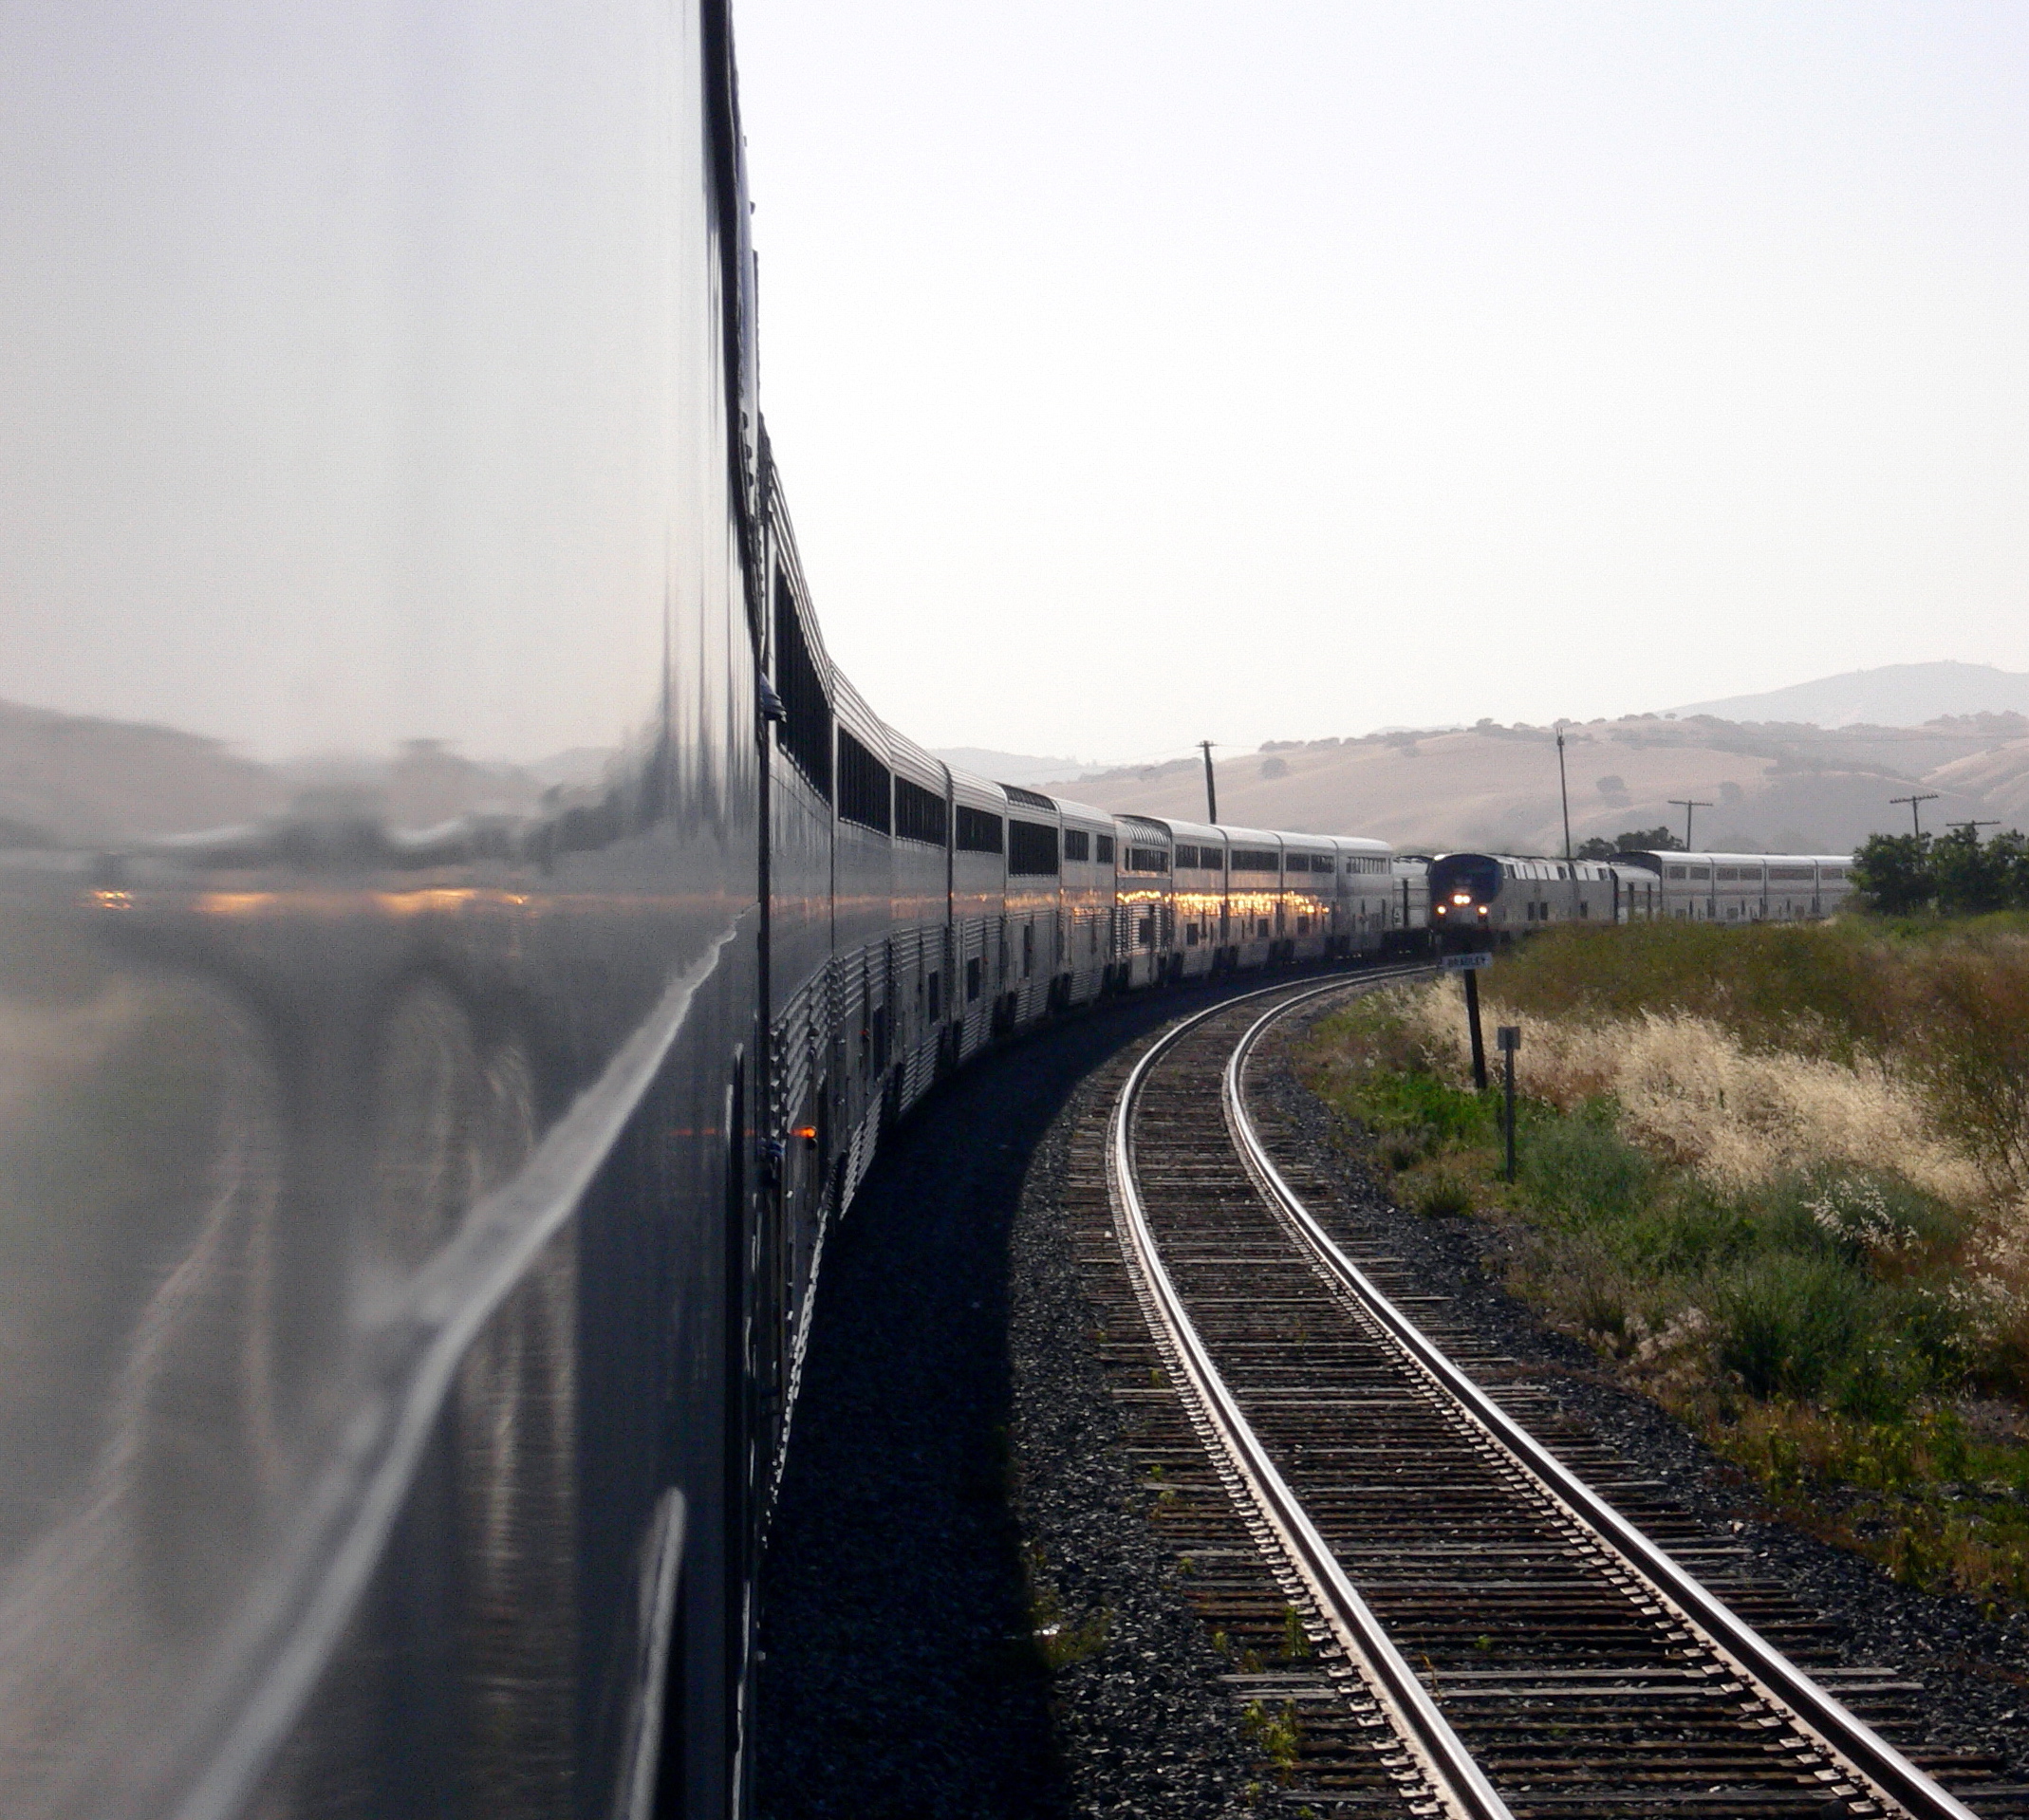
[
  {"xmin": 1852, "ymin": 833, "xmax": 1934, "ymax": 914},
  {"xmin": 1575, "ymin": 826, "xmax": 1684, "ymax": 860},
  {"xmin": 1929, "ymin": 826, "xmax": 2013, "ymax": 915}
]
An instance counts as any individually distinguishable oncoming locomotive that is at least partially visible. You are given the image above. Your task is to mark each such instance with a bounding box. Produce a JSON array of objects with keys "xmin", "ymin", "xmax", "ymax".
[{"xmin": 0, "ymin": 7, "xmax": 1863, "ymax": 1817}]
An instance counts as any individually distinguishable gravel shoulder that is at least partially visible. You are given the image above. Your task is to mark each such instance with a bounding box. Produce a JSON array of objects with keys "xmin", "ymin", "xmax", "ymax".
[{"xmin": 760, "ymin": 971, "xmax": 2029, "ymax": 1816}]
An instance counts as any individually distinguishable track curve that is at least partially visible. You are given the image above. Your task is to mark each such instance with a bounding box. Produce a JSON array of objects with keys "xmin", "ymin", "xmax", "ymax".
[{"xmin": 1107, "ymin": 972, "xmax": 2013, "ymax": 1818}]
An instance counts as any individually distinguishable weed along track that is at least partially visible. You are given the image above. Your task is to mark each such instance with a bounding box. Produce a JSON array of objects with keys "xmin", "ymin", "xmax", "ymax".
[{"xmin": 1089, "ymin": 974, "xmax": 2029, "ymax": 1818}]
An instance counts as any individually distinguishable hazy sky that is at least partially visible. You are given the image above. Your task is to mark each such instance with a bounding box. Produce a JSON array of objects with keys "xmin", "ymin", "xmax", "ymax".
[{"xmin": 735, "ymin": 1, "xmax": 2029, "ymax": 763}]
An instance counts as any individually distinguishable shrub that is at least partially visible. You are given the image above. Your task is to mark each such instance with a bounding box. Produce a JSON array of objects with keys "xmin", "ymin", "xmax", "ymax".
[
  {"xmin": 1714, "ymin": 1254, "xmax": 1875, "ymax": 1401},
  {"xmin": 1516, "ymin": 1102, "xmax": 1652, "ymax": 1225}
]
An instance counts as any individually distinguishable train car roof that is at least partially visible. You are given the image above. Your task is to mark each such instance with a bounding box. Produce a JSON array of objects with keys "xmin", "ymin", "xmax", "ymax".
[
  {"xmin": 1126, "ymin": 814, "xmax": 1222, "ymax": 845},
  {"xmin": 883, "ymin": 722, "xmax": 946, "ymax": 791},
  {"xmin": 943, "ymin": 764, "xmax": 1009, "ymax": 812},
  {"xmin": 1617, "ymin": 850, "xmax": 1857, "ymax": 871},
  {"xmin": 1046, "ymin": 794, "xmax": 1116, "ymax": 831}
]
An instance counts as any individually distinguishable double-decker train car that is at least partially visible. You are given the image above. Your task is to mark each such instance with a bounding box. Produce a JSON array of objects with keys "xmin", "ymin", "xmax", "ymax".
[
  {"xmin": 1613, "ymin": 851, "xmax": 1858, "ymax": 922},
  {"xmin": 0, "ymin": 5, "xmax": 1877, "ymax": 1818}
]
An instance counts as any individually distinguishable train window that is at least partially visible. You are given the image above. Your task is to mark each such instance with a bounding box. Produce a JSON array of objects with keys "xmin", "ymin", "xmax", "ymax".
[
  {"xmin": 1063, "ymin": 828, "xmax": 1090, "ymax": 863},
  {"xmin": 1285, "ymin": 853, "xmax": 1309, "ymax": 872},
  {"xmin": 1201, "ymin": 848, "xmax": 1223, "ymax": 871},
  {"xmin": 955, "ymin": 807, "xmax": 1004, "ymax": 854},
  {"xmin": 1137, "ymin": 916, "xmax": 1154, "ymax": 946},
  {"xmin": 1125, "ymin": 846, "xmax": 1169, "ymax": 874},
  {"xmin": 1690, "ymin": 866, "xmax": 1711, "ymax": 880},
  {"xmin": 1717, "ymin": 866, "xmax": 1740, "ymax": 881},
  {"xmin": 773, "ymin": 574, "xmax": 833, "ymax": 798},
  {"xmin": 1003, "ymin": 784, "xmax": 1056, "ymax": 811},
  {"xmin": 1296, "ymin": 915, "xmax": 1310, "ymax": 934},
  {"xmin": 1008, "ymin": 819, "xmax": 1060, "ymax": 876},
  {"xmin": 1185, "ymin": 922, "xmax": 1200, "ymax": 945},
  {"xmin": 1095, "ymin": 834, "xmax": 1115, "ymax": 864},
  {"xmin": 1174, "ymin": 845, "xmax": 1197, "ymax": 868},
  {"xmin": 965, "ymin": 957, "xmax": 981, "ymax": 1002},
  {"xmin": 836, "ymin": 729, "xmax": 892, "ymax": 833},
  {"xmin": 895, "ymin": 776, "xmax": 948, "ymax": 846},
  {"xmin": 1230, "ymin": 847, "xmax": 1278, "ymax": 872},
  {"xmin": 1666, "ymin": 865, "xmax": 1686, "ymax": 880}
]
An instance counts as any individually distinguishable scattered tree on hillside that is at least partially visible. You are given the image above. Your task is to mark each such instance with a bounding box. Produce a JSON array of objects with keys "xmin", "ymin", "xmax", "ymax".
[{"xmin": 1574, "ymin": 826, "xmax": 1685, "ymax": 860}]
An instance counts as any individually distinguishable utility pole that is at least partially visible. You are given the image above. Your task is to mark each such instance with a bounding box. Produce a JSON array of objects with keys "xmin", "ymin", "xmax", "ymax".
[
  {"xmin": 1947, "ymin": 819, "xmax": 1999, "ymax": 839},
  {"xmin": 1555, "ymin": 722, "xmax": 1575, "ymax": 916},
  {"xmin": 1200, "ymin": 740, "xmax": 1219, "ymax": 823},
  {"xmin": 1668, "ymin": 798, "xmax": 1712, "ymax": 851},
  {"xmin": 1889, "ymin": 792, "xmax": 1939, "ymax": 838}
]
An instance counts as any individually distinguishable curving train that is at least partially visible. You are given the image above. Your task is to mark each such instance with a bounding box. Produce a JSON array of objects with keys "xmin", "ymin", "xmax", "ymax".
[{"xmin": 0, "ymin": 7, "xmax": 1864, "ymax": 1820}]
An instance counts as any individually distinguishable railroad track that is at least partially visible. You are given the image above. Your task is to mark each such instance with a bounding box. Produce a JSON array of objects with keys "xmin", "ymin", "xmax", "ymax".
[{"xmin": 1084, "ymin": 969, "xmax": 2029, "ymax": 1818}]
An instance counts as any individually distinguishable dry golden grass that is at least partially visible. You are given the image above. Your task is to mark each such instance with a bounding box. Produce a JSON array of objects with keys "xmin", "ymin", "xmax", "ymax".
[{"xmin": 1394, "ymin": 981, "xmax": 1988, "ymax": 1209}]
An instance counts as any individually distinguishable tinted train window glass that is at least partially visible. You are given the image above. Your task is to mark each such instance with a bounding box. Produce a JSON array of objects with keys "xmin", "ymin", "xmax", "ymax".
[
  {"xmin": 1008, "ymin": 819, "xmax": 1060, "ymax": 876},
  {"xmin": 836, "ymin": 729, "xmax": 891, "ymax": 833},
  {"xmin": 1094, "ymin": 834, "xmax": 1115, "ymax": 864},
  {"xmin": 1230, "ymin": 848, "xmax": 1278, "ymax": 872},
  {"xmin": 1174, "ymin": 845, "xmax": 1198, "ymax": 869},
  {"xmin": 1201, "ymin": 848, "xmax": 1223, "ymax": 871},
  {"xmin": 965, "ymin": 957, "xmax": 981, "ymax": 1001},
  {"xmin": 1062, "ymin": 828, "xmax": 1090, "ymax": 863},
  {"xmin": 1125, "ymin": 846, "xmax": 1169, "ymax": 874},
  {"xmin": 773, "ymin": 575, "xmax": 832, "ymax": 798},
  {"xmin": 1666, "ymin": 865, "xmax": 1686, "ymax": 880},
  {"xmin": 894, "ymin": 776, "xmax": 948, "ymax": 846},
  {"xmin": 1285, "ymin": 853, "xmax": 1309, "ymax": 872},
  {"xmin": 1003, "ymin": 784, "xmax": 1055, "ymax": 811},
  {"xmin": 955, "ymin": 807, "xmax": 1004, "ymax": 854}
]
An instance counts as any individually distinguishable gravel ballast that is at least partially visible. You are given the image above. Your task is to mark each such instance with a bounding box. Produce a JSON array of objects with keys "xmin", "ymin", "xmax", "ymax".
[{"xmin": 759, "ymin": 973, "xmax": 2029, "ymax": 1814}]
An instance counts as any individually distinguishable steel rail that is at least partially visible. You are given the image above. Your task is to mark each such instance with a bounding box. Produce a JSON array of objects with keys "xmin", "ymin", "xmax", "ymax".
[
  {"xmin": 1220, "ymin": 984, "xmax": 1982, "ymax": 1820},
  {"xmin": 1108, "ymin": 967, "xmax": 1514, "ymax": 1820}
]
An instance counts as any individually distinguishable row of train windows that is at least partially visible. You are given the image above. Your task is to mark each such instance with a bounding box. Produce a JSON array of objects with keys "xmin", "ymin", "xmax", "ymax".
[
  {"xmin": 1665, "ymin": 864, "xmax": 1847, "ymax": 882},
  {"xmin": 1062, "ymin": 830, "xmax": 1115, "ymax": 864}
]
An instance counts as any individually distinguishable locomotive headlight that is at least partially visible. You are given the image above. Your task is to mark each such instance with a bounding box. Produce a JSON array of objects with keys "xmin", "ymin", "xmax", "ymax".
[
  {"xmin": 1451, "ymin": 893, "xmax": 1471, "ymax": 905},
  {"xmin": 1434, "ymin": 903, "xmax": 1446, "ymax": 915},
  {"xmin": 1477, "ymin": 906, "xmax": 1489, "ymax": 918}
]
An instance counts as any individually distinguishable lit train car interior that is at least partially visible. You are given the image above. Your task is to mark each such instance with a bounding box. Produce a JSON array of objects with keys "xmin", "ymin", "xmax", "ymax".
[
  {"xmin": 1112, "ymin": 816, "xmax": 1175, "ymax": 989},
  {"xmin": 1223, "ymin": 829, "xmax": 1286, "ymax": 968},
  {"xmin": 1160, "ymin": 819, "xmax": 1229, "ymax": 978},
  {"xmin": 1281, "ymin": 838, "xmax": 1339, "ymax": 961},
  {"xmin": 1052, "ymin": 798, "xmax": 1119, "ymax": 1004}
]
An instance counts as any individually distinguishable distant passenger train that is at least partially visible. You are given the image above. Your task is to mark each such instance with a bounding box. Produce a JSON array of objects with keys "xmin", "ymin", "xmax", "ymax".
[
  {"xmin": 0, "ymin": 6, "xmax": 1869, "ymax": 1819},
  {"xmin": 1419, "ymin": 850, "xmax": 1857, "ymax": 941}
]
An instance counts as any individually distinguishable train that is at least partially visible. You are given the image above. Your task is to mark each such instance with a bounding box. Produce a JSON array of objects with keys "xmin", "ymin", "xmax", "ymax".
[
  {"xmin": 0, "ymin": 7, "xmax": 1866, "ymax": 1819},
  {"xmin": 1423, "ymin": 849, "xmax": 1859, "ymax": 940}
]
